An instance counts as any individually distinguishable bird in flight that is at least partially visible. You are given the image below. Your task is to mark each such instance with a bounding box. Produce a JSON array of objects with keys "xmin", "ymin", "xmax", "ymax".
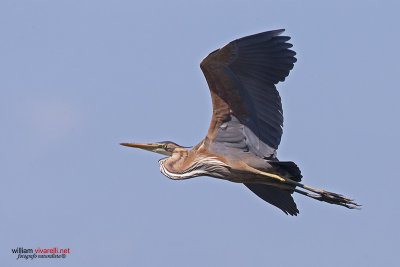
[{"xmin": 121, "ymin": 29, "xmax": 359, "ymax": 215}]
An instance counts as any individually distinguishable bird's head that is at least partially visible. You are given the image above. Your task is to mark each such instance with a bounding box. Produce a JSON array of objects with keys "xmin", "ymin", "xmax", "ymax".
[{"xmin": 120, "ymin": 141, "xmax": 186, "ymax": 156}]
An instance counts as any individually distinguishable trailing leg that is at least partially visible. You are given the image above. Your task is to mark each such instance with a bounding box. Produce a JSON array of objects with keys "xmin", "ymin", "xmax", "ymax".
[{"xmin": 288, "ymin": 180, "xmax": 360, "ymax": 209}]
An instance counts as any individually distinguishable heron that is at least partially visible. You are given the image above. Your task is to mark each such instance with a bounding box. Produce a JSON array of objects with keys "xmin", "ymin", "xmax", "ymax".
[{"xmin": 121, "ymin": 29, "xmax": 359, "ymax": 215}]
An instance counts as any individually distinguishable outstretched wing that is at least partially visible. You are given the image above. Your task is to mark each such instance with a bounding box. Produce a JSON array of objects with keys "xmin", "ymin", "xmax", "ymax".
[
  {"xmin": 244, "ymin": 183, "xmax": 299, "ymax": 215},
  {"xmin": 200, "ymin": 29, "xmax": 296, "ymax": 158}
]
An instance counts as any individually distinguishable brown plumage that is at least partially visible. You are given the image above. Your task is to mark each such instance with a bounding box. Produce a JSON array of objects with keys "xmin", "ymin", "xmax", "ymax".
[{"xmin": 121, "ymin": 29, "xmax": 360, "ymax": 215}]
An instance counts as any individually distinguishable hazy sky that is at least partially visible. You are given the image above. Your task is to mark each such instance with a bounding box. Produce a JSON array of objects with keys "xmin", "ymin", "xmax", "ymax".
[{"xmin": 1, "ymin": 1, "xmax": 399, "ymax": 266}]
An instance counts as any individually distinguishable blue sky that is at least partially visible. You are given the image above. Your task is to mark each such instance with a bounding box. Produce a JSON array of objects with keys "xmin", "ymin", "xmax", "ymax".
[{"xmin": 1, "ymin": 0, "xmax": 399, "ymax": 266}]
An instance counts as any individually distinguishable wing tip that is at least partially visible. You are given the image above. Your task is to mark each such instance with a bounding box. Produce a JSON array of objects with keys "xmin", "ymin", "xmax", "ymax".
[
  {"xmin": 234, "ymin": 28, "xmax": 288, "ymax": 43},
  {"xmin": 286, "ymin": 207, "xmax": 300, "ymax": 216},
  {"xmin": 244, "ymin": 183, "xmax": 300, "ymax": 216}
]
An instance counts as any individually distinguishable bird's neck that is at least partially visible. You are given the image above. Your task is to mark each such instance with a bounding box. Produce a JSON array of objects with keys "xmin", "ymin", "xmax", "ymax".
[
  {"xmin": 158, "ymin": 149, "xmax": 193, "ymax": 180},
  {"xmin": 167, "ymin": 149, "xmax": 189, "ymax": 170},
  {"xmin": 158, "ymin": 149, "xmax": 230, "ymax": 180}
]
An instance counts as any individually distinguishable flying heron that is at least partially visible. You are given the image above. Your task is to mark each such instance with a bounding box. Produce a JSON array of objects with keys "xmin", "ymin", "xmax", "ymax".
[{"xmin": 121, "ymin": 29, "xmax": 359, "ymax": 215}]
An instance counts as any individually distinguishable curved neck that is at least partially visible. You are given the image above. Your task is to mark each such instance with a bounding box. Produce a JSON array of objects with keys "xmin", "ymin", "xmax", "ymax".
[
  {"xmin": 159, "ymin": 150, "xmax": 230, "ymax": 180},
  {"xmin": 158, "ymin": 149, "xmax": 193, "ymax": 180},
  {"xmin": 166, "ymin": 149, "xmax": 189, "ymax": 171}
]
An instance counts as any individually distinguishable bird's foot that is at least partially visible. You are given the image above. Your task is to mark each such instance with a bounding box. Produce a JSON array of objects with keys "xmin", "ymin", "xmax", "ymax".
[
  {"xmin": 295, "ymin": 188, "xmax": 361, "ymax": 209},
  {"xmin": 316, "ymin": 190, "xmax": 361, "ymax": 209}
]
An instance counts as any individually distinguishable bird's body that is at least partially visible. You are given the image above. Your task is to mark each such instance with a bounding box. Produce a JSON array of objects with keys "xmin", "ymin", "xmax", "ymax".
[{"xmin": 121, "ymin": 29, "xmax": 359, "ymax": 215}]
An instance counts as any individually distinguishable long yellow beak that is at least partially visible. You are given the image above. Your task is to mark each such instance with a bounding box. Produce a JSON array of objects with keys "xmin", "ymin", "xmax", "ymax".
[{"xmin": 120, "ymin": 143, "xmax": 162, "ymax": 152}]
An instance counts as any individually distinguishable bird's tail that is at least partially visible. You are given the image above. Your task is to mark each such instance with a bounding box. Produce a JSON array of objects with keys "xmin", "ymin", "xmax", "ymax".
[{"xmin": 268, "ymin": 161, "xmax": 303, "ymax": 182}]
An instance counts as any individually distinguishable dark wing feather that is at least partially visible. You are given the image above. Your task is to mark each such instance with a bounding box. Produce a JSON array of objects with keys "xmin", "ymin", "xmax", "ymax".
[
  {"xmin": 200, "ymin": 29, "xmax": 296, "ymax": 158},
  {"xmin": 244, "ymin": 183, "xmax": 299, "ymax": 216}
]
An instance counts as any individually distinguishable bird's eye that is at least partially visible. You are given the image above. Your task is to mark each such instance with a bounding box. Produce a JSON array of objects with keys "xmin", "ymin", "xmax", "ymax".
[{"xmin": 163, "ymin": 144, "xmax": 168, "ymax": 150}]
